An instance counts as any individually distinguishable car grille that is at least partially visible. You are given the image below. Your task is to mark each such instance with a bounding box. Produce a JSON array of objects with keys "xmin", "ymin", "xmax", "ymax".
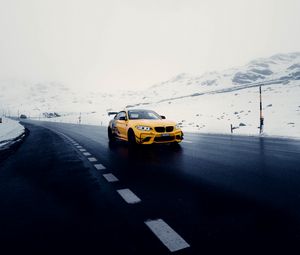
[
  {"xmin": 154, "ymin": 136, "xmax": 175, "ymax": 142},
  {"xmin": 166, "ymin": 126, "xmax": 174, "ymax": 132},
  {"xmin": 155, "ymin": 126, "xmax": 174, "ymax": 133},
  {"xmin": 155, "ymin": 127, "xmax": 165, "ymax": 132}
]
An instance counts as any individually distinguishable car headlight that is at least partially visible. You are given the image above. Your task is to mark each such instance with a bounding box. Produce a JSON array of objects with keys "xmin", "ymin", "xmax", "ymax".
[{"xmin": 136, "ymin": 125, "xmax": 152, "ymax": 131}]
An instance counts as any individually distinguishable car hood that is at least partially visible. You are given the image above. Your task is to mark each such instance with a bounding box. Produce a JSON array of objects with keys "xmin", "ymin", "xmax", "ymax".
[{"xmin": 129, "ymin": 119, "xmax": 177, "ymax": 127}]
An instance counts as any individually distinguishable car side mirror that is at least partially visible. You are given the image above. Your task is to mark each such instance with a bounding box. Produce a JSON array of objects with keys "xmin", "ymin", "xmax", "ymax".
[
  {"xmin": 119, "ymin": 116, "xmax": 127, "ymax": 121},
  {"xmin": 161, "ymin": 115, "xmax": 166, "ymax": 119}
]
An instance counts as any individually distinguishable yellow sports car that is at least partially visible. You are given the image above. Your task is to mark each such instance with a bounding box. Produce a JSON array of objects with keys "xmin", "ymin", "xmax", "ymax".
[{"xmin": 108, "ymin": 109, "xmax": 183, "ymax": 145}]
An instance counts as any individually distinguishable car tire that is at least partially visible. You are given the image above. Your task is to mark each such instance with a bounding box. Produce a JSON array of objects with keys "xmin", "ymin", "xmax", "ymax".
[
  {"xmin": 108, "ymin": 127, "xmax": 115, "ymax": 142},
  {"xmin": 128, "ymin": 129, "xmax": 137, "ymax": 146}
]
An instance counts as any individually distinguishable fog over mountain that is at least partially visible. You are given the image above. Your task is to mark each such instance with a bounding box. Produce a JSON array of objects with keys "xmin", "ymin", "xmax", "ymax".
[
  {"xmin": 1, "ymin": 0, "xmax": 300, "ymax": 92},
  {"xmin": 1, "ymin": 52, "xmax": 299, "ymax": 137}
]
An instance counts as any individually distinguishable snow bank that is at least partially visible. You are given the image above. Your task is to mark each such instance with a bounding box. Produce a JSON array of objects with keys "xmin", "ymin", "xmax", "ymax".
[{"xmin": 0, "ymin": 117, "xmax": 25, "ymax": 148}]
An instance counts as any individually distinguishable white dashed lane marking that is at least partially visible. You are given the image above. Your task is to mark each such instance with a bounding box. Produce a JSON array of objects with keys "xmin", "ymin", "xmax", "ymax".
[
  {"xmin": 145, "ymin": 219, "xmax": 190, "ymax": 252},
  {"xmin": 56, "ymin": 132, "xmax": 190, "ymax": 253},
  {"xmin": 117, "ymin": 189, "xmax": 141, "ymax": 204},
  {"xmin": 58, "ymin": 132, "xmax": 195, "ymax": 253},
  {"xmin": 94, "ymin": 164, "xmax": 106, "ymax": 170},
  {"xmin": 88, "ymin": 157, "xmax": 97, "ymax": 162},
  {"xmin": 103, "ymin": 173, "xmax": 119, "ymax": 182}
]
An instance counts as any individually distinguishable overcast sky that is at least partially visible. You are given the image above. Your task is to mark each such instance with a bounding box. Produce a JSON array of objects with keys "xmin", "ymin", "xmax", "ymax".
[{"xmin": 0, "ymin": 0, "xmax": 299, "ymax": 92}]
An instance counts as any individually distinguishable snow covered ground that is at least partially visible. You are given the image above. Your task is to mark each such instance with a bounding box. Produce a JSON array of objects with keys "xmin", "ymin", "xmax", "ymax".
[
  {"xmin": 145, "ymin": 81, "xmax": 300, "ymax": 138},
  {"xmin": 33, "ymin": 79, "xmax": 300, "ymax": 138},
  {"xmin": 1, "ymin": 52, "xmax": 300, "ymax": 138},
  {"xmin": 0, "ymin": 117, "xmax": 25, "ymax": 148}
]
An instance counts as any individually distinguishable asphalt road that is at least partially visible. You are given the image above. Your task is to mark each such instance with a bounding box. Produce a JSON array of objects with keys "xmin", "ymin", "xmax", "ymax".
[{"xmin": 1, "ymin": 119, "xmax": 300, "ymax": 254}]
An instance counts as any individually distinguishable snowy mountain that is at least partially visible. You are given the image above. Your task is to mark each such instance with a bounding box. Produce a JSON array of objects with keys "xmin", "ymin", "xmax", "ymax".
[
  {"xmin": 0, "ymin": 80, "xmax": 116, "ymax": 118},
  {"xmin": 130, "ymin": 52, "xmax": 300, "ymax": 106},
  {"xmin": 0, "ymin": 52, "xmax": 299, "ymax": 137}
]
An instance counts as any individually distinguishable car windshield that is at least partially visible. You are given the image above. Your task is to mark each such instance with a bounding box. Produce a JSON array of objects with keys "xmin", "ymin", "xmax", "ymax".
[{"xmin": 128, "ymin": 110, "xmax": 161, "ymax": 120}]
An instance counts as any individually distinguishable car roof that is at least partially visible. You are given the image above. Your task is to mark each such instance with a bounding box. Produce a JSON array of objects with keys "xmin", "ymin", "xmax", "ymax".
[{"xmin": 126, "ymin": 109, "xmax": 154, "ymax": 112}]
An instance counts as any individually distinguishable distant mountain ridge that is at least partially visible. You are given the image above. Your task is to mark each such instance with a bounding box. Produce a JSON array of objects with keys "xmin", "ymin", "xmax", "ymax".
[
  {"xmin": 123, "ymin": 52, "xmax": 300, "ymax": 108},
  {"xmin": 0, "ymin": 52, "xmax": 299, "ymax": 115}
]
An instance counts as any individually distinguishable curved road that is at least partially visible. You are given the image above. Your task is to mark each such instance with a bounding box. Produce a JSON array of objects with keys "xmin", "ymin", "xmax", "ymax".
[{"xmin": 1, "ymin": 119, "xmax": 300, "ymax": 254}]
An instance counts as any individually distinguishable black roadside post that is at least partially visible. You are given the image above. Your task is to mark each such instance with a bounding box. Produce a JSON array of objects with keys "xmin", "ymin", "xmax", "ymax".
[
  {"xmin": 79, "ymin": 112, "xmax": 82, "ymax": 124},
  {"xmin": 231, "ymin": 124, "xmax": 233, "ymax": 134},
  {"xmin": 259, "ymin": 86, "xmax": 264, "ymax": 134}
]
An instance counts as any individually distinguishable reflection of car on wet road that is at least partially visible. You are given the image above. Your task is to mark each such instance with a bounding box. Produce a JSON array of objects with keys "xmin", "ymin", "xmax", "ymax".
[{"xmin": 108, "ymin": 109, "xmax": 183, "ymax": 145}]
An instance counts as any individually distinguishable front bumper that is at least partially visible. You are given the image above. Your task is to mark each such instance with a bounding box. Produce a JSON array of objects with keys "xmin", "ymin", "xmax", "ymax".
[{"xmin": 135, "ymin": 130, "xmax": 184, "ymax": 144}]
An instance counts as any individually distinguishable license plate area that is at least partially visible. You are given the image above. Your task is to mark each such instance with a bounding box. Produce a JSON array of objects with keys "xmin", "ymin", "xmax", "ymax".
[{"xmin": 161, "ymin": 133, "xmax": 170, "ymax": 137}]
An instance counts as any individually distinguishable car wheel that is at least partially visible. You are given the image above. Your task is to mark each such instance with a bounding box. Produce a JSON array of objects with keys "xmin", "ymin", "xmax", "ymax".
[
  {"xmin": 128, "ymin": 129, "xmax": 137, "ymax": 146},
  {"xmin": 108, "ymin": 127, "xmax": 115, "ymax": 142}
]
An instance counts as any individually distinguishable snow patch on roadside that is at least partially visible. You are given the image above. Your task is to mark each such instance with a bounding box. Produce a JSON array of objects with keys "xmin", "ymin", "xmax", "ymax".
[{"xmin": 0, "ymin": 117, "xmax": 25, "ymax": 148}]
